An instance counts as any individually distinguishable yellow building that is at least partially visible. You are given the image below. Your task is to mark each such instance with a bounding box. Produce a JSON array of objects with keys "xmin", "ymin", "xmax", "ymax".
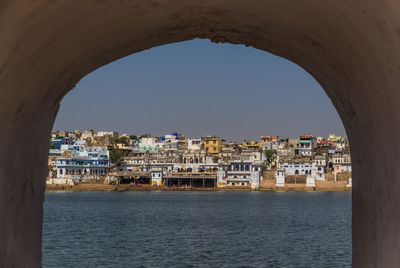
[
  {"xmin": 328, "ymin": 134, "xmax": 345, "ymax": 143},
  {"xmin": 203, "ymin": 136, "xmax": 223, "ymax": 154},
  {"xmin": 242, "ymin": 140, "xmax": 260, "ymax": 149}
]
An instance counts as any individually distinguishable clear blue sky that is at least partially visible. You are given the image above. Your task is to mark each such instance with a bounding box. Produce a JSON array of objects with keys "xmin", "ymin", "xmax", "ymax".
[{"xmin": 53, "ymin": 39, "xmax": 346, "ymax": 142}]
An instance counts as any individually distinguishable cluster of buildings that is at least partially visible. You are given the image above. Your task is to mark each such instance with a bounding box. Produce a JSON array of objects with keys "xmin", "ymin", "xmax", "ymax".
[{"xmin": 47, "ymin": 130, "xmax": 352, "ymax": 189}]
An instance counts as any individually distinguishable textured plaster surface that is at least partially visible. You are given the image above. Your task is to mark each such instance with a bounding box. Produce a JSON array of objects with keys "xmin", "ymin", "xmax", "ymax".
[{"xmin": 1, "ymin": 1, "xmax": 400, "ymax": 267}]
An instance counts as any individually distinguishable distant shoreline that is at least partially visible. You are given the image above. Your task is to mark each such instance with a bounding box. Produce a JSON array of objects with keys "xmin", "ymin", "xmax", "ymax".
[{"xmin": 46, "ymin": 181, "xmax": 351, "ymax": 193}]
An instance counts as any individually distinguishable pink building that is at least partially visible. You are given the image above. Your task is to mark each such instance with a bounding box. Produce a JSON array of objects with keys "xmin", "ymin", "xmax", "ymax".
[{"xmin": 260, "ymin": 136, "xmax": 279, "ymax": 144}]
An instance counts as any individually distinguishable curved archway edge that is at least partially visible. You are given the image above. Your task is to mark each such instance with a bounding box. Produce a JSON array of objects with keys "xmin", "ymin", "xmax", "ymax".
[{"xmin": 1, "ymin": 1, "xmax": 400, "ymax": 267}]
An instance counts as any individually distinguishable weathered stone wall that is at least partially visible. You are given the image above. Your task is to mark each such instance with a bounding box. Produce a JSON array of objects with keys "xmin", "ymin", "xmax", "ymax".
[
  {"xmin": 262, "ymin": 170, "xmax": 275, "ymax": 180},
  {"xmin": 1, "ymin": 1, "xmax": 400, "ymax": 267}
]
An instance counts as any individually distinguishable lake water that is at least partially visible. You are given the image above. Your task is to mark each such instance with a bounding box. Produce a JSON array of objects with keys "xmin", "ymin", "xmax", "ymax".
[{"xmin": 43, "ymin": 191, "xmax": 351, "ymax": 267}]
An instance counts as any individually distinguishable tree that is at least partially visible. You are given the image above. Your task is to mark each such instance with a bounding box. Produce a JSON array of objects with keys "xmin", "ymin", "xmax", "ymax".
[
  {"xmin": 116, "ymin": 136, "xmax": 130, "ymax": 146},
  {"xmin": 139, "ymin": 134, "xmax": 151, "ymax": 139},
  {"xmin": 264, "ymin": 149, "xmax": 276, "ymax": 168},
  {"xmin": 129, "ymin": 135, "xmax": 138, "ymax": 140},
  {"xmin": 110, "ymin": 149, "xmax": 129, "ymax": 167}
]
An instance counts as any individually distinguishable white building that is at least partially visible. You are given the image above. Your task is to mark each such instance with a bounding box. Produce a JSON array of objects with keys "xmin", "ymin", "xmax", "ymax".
[
  {"xmin": 261, "ymin": 141, "xmax": 279, "ymax": 152},
  {"xmin": 240, "ymin": 148, "xmax": 262, "ymax": 162},
  {"xmin": 55, "ymin": 145, "xmax": 110, "ymax": 181},
  {"xmin": 96, "ymin": 131, "xmax": 119, "ymax": 139},
  {"xmin": 151, "ymin": 168, "xmax": 163, "ymax": 186},
  {"xmin": 164, "ymin": 134, "xmax": 178, "ymax": 143},
  {"xmin": 138, "ymin": 137, "xmax": 158, "ymax": 153},
  {"xmin": 188, "ymin": 138, "xmax": 202, "ymax": 150},
  {"xmin": 275, "ymin": 169, "xmax": 285, "ymax": 187},
  {"xmin": 81, "ymin": 130, "xmax": 96, "ymax": 140},
  {"xmin": 278, "ymin": 158, "xmax": 314, "ymax": 176},
  {"xmin": 217, "ymin": 161, "xmax": 261, "ymax": 189},
  {"xmin": 278, "ymin": 157, "xmax": 327, "ymax": 181},
  {"xmin": 332, "ymin": 154, "xmax": 352, "ymax": 175},
  {"xmin": 313, "ymin": 156, "xmax": 327, "ymax": 181}
]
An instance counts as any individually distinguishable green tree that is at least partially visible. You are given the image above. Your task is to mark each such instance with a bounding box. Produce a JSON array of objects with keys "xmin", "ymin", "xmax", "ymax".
[
  {"xmin": 264, "ymin": 149, "xmax": 276, "ymax": 168},
  {"xmin": 110, "ymin": 149, "xmax": 129, "ymax": 167},
  {"xmin": 139, "ymin": 134, "xmax": 151, "ymax": 139},
  {"xmin": 116, "ymin": 136, "xmax": 130, "ymax": 146},
  {"xmin": 129, "ymin": 135, "xmax": 138, "ymax": 140}
]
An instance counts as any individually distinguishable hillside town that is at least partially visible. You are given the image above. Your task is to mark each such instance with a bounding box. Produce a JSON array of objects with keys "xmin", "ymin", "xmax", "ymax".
[{"xmin": 47, "ymin": 130, "xmax": 352, "ymax": 190}]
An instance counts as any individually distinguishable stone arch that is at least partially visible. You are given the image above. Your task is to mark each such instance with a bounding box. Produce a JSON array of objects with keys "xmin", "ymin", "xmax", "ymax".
[{"xmin": 1, "ymin": 1, "xmax": 400, "ymax": 267}]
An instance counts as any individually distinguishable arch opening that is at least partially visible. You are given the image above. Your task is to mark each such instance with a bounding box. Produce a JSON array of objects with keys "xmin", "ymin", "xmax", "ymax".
[{"xmin": 45, "ymin": 39, "xmax": 352, "ymax": 266}]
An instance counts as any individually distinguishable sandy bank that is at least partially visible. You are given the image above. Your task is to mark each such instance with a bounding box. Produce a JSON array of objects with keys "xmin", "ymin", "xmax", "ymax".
[{"xmin": 46, "ymin": 181, "xmax": 351, "ymax": 192}]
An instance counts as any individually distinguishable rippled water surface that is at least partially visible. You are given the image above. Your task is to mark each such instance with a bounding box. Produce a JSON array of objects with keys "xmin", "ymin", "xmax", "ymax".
[{"xmin": 43, "ymin": 191, "xmax": 351, "ymax": 267}]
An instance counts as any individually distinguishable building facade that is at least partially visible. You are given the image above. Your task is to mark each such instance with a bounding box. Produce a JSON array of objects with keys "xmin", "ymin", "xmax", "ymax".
[
  {"xmin": 203, "ymin": 136, "xmax": 223, "ymax": 155},
  {"xmin": 56, "ymin": 146, "xmax": 110, "ymax": 180}
]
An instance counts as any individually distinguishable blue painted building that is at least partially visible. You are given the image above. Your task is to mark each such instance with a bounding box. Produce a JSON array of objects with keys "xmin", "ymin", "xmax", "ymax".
[
  {"xmin": 56, "ymin": 145, "xmax": 110, "ymax": 180},
  {"xmin": 299, "ymin": 135, "xmax": 316, "ymax": 156}
]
